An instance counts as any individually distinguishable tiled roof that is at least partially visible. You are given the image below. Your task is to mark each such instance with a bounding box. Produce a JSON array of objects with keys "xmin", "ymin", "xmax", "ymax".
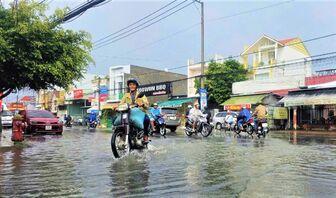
[{"xmin": 278, "ymin": 38, "xmax": 297, "ymax": 45}]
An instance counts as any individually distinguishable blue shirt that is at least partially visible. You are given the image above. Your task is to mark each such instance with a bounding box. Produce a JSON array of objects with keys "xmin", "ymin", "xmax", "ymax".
[
  {"xmin": 238, "ymin": 108, "xmax": 252, "ymax": 122},
  {"xmin": 89, "ymin": 113, "xmax": 97, "ymax": 122},
  {"xmin": 150, "ymin": 107, "xmax": 161, "ymax": 117}
]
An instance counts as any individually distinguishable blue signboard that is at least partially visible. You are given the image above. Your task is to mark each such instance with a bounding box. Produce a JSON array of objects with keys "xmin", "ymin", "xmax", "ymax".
[
  {"xmin": 199, "ymin": 88, "xmax": 207, "ymax": 110},
  {"xmin": 99, "ymin": 86, "xmax": 108, "ymax": 95}
]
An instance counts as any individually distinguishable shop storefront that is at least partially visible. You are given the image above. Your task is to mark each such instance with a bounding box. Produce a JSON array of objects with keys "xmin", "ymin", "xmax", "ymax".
[
  {"xmin": 223, "ymin": 93, "xmax": 282, "ymax": 129},
  {"xmin": 279, "ymin": 87, "xmax": 336, "ymax": 130}
]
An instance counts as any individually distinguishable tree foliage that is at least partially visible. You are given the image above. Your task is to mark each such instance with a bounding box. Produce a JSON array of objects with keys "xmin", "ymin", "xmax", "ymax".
[
  {"xmin": 195, "ymin": 59, "xmax": 247, "ymax": 104},
  {"xmin": 0, "ymin": 0, "xmax": 93, "ymax": 99}
]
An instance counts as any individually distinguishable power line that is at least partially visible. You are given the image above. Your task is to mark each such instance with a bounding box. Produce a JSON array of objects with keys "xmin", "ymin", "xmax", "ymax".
[
  {"xmin": 93, "ymin": 1, "xmax": 194, "ymax": 49},
  {"xmin": 94, "ymin": 0, "xmax": 179, "ymax": 45},
  {"xmin": 207, "ymin": 0, "xmax": 294, "ymax": 22},
  {"xmin": 125, "ymin": 33, "xmax": 336, "ymax": 78},
  {"xmin": 114, "ymin": 0, "xmax": 294, "ymax": 56},
  {"xmin": 71, "ymin": 53, "xmax": 336, "ymax": 97}
]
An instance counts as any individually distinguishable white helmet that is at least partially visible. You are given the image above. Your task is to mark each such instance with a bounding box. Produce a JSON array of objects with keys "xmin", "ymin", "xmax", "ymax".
[{"xmin": 188, "ymin": 105, "xmax": 192, "ymax": 108}]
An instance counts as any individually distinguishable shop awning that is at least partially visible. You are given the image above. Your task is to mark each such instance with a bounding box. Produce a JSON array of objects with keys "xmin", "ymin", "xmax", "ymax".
[
  {"xmin": 158, "ymin": 98, "xmax": 194, "ymax": 108},
  {"xmin": 222, "ymin": 94, "xmax": 267, "ymax": 105},
  {"xmin": 280, "ymin": 93, "xmax": 336, "ymax": 107}
]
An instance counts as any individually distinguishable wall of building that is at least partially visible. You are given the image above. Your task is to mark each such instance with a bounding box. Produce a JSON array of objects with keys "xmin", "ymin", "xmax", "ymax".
[{"xmin": 232, "ymin": 76, "xmax": 304, "ymax": 95}]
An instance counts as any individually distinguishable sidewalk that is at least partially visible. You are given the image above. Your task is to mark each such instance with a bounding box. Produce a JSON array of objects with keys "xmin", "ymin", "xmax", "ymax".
[
  {"xmin": 0, "ymin": 129, "xmax": 14, "ymax": 148},
  {"xmin": 271, "ymin": 130, "xmax": 336, "ymax": 135}
]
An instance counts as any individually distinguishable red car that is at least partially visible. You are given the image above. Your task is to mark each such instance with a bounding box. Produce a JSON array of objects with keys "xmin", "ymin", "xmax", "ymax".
[{"xmin": 19, "ymin": 110, "xmax": 63, "ymax": 135}]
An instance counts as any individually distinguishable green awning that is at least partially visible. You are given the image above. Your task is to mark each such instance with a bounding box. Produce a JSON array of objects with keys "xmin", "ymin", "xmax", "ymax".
[
  {"xmin": 222, "ymin": 94, "xmax": 267, "ymax": 105},
  {"xmin": 158, "ymin": 98, "xmax": 195, "ymax": 108}
]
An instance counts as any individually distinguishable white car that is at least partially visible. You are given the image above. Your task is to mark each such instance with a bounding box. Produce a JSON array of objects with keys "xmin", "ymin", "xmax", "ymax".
[
  {"xmin": 212, "ymin": 111, "xmax": 238, "ymax": 130},
  {"xmin": 1, "ymin": 110, "xmax": 14, "ymax": 127}
]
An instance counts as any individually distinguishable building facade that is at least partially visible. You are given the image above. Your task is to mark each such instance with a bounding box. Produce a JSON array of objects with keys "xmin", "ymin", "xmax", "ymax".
[
  {"xmin": 109, "ymin": 65, "xmax": 187, "ymax": 104},
  {"xmin": 234, "ymin": 35, "xmax": 311, "ymax": 95}
]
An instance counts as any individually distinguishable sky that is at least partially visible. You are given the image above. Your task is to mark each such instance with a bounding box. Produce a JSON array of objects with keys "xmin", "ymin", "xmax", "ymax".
[{"xmin": 2, "ymin": 0, "xmax": 336, "ymax": 102}]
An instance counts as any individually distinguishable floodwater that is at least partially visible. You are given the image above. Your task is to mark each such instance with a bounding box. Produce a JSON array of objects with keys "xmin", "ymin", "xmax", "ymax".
[{"xmin": 0, "ymin": 128, "xmax": 335, "ymax": 197}]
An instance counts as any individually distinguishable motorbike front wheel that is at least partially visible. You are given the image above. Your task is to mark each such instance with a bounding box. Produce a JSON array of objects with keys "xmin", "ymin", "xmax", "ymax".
[
  {"xmin": 201, "ymin": 124, "xmax": 212, "ymax": 137},
  {"xmin": 185, "ymin": 128, "xmax": 193, "ymax": 136},
  {"xmin": 160, "ymin": 125, "xmax": 166, "ymax": 136},
  {"xmin": 111, "ymin": 129, "xmax": 130, "ymax": 158},
  {"xmin": 246, "ymin": 125, "xmax": 254, "ymax": 135}
]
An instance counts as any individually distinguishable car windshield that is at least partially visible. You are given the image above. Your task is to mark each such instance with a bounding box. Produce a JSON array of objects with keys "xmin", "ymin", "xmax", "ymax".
[
  {"xmin": 1, "ymin": 110, "xmax": 13, "ymax": 116},
  {"xmin": 27, "ymin": 111, "xmax": 55, "ymax": 118},
  {"xmin": 162, "ymin": 108, "xmax": 177, "ymax": 114}
]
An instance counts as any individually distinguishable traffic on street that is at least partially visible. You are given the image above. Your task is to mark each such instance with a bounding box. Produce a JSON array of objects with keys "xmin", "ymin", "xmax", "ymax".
[{"xmin": 1, "ymin": 127, "xmax": 335, "ymax": 197}]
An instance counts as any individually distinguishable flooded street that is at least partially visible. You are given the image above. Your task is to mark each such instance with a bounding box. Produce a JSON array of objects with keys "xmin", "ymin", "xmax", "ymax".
[{"xmin": 1, "ymin": 128, "xmax": 336, "ymax": 197}]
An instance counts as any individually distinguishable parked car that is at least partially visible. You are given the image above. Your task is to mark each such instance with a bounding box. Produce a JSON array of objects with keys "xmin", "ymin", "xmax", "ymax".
[
  {"xmin": 1, "ymin": 110, "xmax": 13, "ymax": 128},
  {"xmin": 19, "ymin": 110, "xmax": 63, "ymax": 135},
  {"xmin": 212, "ymin": 111, "xmax": 238, "ymax": 130},
  {"xmin": 161, "ymin": 107, "xmax": 181, "ymax": 132}
]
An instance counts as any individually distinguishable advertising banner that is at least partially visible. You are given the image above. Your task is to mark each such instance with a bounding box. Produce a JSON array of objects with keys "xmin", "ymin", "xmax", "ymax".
[
  {"xmin": 100, "ymin": 86, "xmax": 109, "ymax": 99},
  {"xmin": 74, "ymin": 89, "xmax": 83, "ymax": 99},
  {"xmin": 199, "ymin": 88, "xmax": 207, "ymax": 110},
  {"xmin": 273, "ymin": 107, "xmax": 288, "ymax": 119},
  {"xmin": 138, "ymin": 82, "xmax": 171, "ymax": 96},
  {"xmin": 224, "ymin": 104, "xmax": 251, "ymax": 111}
]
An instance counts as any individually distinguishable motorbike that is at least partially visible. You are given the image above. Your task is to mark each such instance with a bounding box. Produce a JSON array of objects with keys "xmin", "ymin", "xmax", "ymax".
[
  {"xmin": 111, "ymin": 104, "xmax": 148, "ymax": 158},
  {"xmin": 185, "ymin": 114, "xmax": 213, "ymax": 137},
  {"xmin": 256, "ymin": 118, "xmax": 268, "ymax": 138},
  {"xmin": 64, "ymin": 120, "xmax": 72, "ymax": 128},
  {"xmin": 223, "ymin": 121, "xmax": 235, "ymax": 132},
  {"xmin": 88, "ymin": 120, "xmax": 98, "ymax": 129},
  {"xmin": 149, "ymin": 115, "xmax": 166, "ymax": 136},
  {"xmin": 233, "ymin": 118, "xmax": 254, "ymax": 136}
]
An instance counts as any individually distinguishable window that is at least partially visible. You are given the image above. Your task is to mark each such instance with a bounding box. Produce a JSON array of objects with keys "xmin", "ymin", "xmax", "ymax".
[{"xmin": 118, "ymin": 82, "xmax": 123, "ymax": 93}]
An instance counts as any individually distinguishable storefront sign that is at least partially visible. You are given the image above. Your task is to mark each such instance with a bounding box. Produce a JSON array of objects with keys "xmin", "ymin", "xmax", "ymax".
[
  {"xmin": 74, "ymin": 89, "xmax": 83, "ymax": 99},
  {"xmin": 138, "ymin": 82, "xmax": 171, "ymax": 96},
  {"xmin": 100, "ymin": 86, "xmax": 109, "ymax": 99},
  {"xmin": 273, "ymin": 107, "xmax": 288, "ymax": 119},
  {"xmin": 199, "ymin": 88, "xmax": 207, "ymax": 110},
  {"xmin": 224, "ymin": 104, "xmax": 251, "ymax": 111}
]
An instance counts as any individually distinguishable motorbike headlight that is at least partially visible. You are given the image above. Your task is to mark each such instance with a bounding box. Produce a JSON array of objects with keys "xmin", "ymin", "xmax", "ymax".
[
  {"xmin": 122, "ymin": 113, "xmax": 128, "ymax": 119},
  {"xmin": 117, "ymin": 104, "xmax": 128, "ymax": 112}
]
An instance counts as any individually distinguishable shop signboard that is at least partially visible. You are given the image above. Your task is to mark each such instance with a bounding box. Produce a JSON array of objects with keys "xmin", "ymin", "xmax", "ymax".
[
  {"xmin": 138, "ymin": 82, "xmax": 171, "ymax": 96},
  {"xmin": 100, "ymin": 86, "xmax": 109, "ymax": 99},
  {"xmin": 199, "ymin": 88, "xmax": 207, "ymax": 110},
  {"xmin": 224, "ymin": 104, "xmax": 251, "ymax": 111},
  {"xmin": 273, "ymin": 107, "xmax": 288, "ymax": 119},
  {"xmin": 74, "ymin": 89, "xmax": 83, "ymax": 100}
]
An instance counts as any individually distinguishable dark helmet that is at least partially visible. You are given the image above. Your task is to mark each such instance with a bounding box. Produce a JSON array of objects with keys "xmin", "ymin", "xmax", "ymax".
[{"xmin": 127, "ymin": 78, "xmax": 139, "ymax": 87}]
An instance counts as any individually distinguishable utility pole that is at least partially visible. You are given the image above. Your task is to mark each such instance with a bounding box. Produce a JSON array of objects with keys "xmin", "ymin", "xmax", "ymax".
[
  {"xmin": 97, "ymin": 77, "xmax": 101, "ymax": 115},
  {"xmin": 194, "ymin": 0, "xmax": 205, "ymax": 88}
]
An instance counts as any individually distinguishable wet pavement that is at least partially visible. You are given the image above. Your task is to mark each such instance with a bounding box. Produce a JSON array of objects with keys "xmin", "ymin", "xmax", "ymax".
[{"xmin": 0, "ymin": 127, "xmax": 336, "ymax": 197}]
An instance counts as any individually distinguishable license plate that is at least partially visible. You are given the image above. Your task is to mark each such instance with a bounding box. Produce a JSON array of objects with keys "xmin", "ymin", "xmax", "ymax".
[
  {"xmin": 45, "ymin": 126, "xmax": 52, "ymax": 130},
  {"xmin": 169, "ymin": 116, "xmax": 176, "ymax": 120},
  {"xmin": 262, "ymin": 123, "xmax": 268, "ymax": 127}
]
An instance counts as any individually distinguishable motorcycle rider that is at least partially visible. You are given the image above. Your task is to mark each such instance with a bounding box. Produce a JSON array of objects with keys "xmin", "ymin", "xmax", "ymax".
[
  {"xmin": 203, "ymin": 106, "xmax": 211, "ymax": 124},
  {"xmin": 149, "ymin": 103, "xmax": 162, "ymax": 131},
  {"xmin": 237, "ymin": 106, "xmax": 252, "ymax": 130},
  {"xmin": 65, "ymin": 114, "xmax": 72, "ymax": 126},
  {"xmin": 120, "ymin": 78, "xmax": 150, "ymax": 143},
  {"xmin": 189, "ymin": 103, "xmax": 203, "ymax": 132},
  {"xmin": 88, "ymin": 112, "xmax": 98, "ymax": 125},
  {"xmin": 253, "ymin": 102, "xmax": 267, "ymax": 127},
  {"xmin": 225, "ymin": 110, "xmax": 234, "ymax": 128}
]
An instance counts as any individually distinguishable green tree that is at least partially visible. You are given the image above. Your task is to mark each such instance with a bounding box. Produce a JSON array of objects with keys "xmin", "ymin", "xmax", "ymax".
[
  {"xmin": 0, "ymin": 1, "xmax": 93, "ymax": 100},
  {"xmin": 194, "ymin": 59, "xmax": 247, "ymax": 104}
]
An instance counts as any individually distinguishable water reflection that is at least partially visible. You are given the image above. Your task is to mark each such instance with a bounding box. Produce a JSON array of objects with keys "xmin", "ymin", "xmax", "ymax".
[
  {"xmin": 0, "ymin": 130, "xmax": 335, "ymax": 197},
  {"xmin": 110, "ymin": 156, "xmax": 150, "ymax": 197}
]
